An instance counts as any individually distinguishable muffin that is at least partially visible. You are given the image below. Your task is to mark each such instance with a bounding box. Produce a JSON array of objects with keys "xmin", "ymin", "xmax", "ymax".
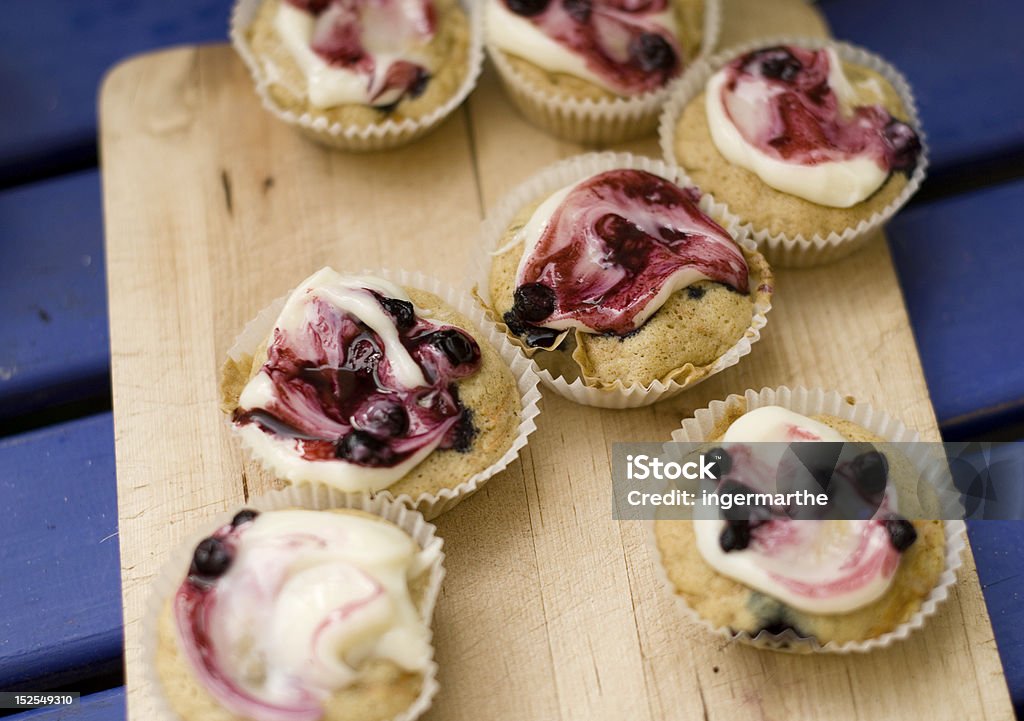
[
  {"xmin": 221, "ymin": 268, "xmax": 524, "ymax": 509},
  {"xmin": 661, "ymin": 40, "xmax": 927, "ymax": 265},
  {"xmin": 484, "ymin": 0, "xmax": 718, "ymax": 143},
  {"xmin": 155, "ymin": 506, "xmax": 440, "ymax": 721},
  {"xmin": 478, "ymin": 157, "xmax": 772, "ymax": 406},
  {"xmin": 232, "ymin": 0, "xmax": 482, "ymax": 149},
  {"xmin": 654, "ymin": 394, "xmax": 956, "ymax": 648}
]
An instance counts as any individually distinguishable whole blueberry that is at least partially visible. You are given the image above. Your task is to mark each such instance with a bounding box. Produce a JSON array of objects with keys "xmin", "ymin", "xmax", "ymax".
[
  {"xmin": 430, "ymin": 329, "xmax": 479, "ymax": 366},
  {"xmin": 746, "ymin": 47, "xmax": 802, "ymax": 82},
  {"xmin": 850, "ymin": 451, "xmax": 888, "ymax": 497},
  {"xmin": 357, "ymin": 399, "xmax": 409, "ymax": 438},
  {"xmin": 705, "ymin": 447, "xmax": 732, "ymax": 479},
  {"xmin": 563, "ymin": 0, "xmax": 591, "ymax": 22},
  {"xmin": 630, "ymin": 32, "xmax": 677, "ymax": 72},
  {"xmin": 882, "ymin": 119, "xmax": 921, "ymax": 172},
  {"xmin": 409, "ymin": 68, "xmax": 430, "ymax": 98},
  {"xmin": 231, "ymin": 509, "xmax": 260, "ymax": 527},
  {"xmin": 884, "ymin": 517, "xmax": 917, "ymax": 552},
  {"xmin": 336, "ymin": 430, "xmax": 396, "ymax": 466},
  {"xmin": 505, "ymin": 0, "xmax": 549, "ymax": 16},
  {"xmin": 719, "ymin": 521, "xmax": 751, "ymax": 552},
  {"xmin": 379, "ymin": 297, "xmax": 416, "ymax": 331},
  {"xmin": 293, "ymin": 0, "xmax": 330, "ymax": 13},
  {"xmin": 503, "ymin": 310, "xmax": 527, "ymax": 337},
  {"xmin": 513, "ymin": 282, "xmax": 556, "ymax": 323},
  {"xmin": 449, "ymin": 409, "xmax": 477, "ymax": 452},
  {"xmin": 191, "ymin": 537, "xmax": 232, "ymax": 579}
]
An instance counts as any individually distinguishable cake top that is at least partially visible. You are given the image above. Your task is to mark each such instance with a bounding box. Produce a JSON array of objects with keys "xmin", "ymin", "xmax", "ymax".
[
  {"xmin": 501, "ymin": 169, "xmax": 749, "ymax": 344},
  {"xmin": 704, "ymin": 45, "xmax": 922, "ymax": 207},
  {"xmin": 694, "ymin": 406, "xmax": 918, "ymax": 615},
  {"xmin": 487, "ymin": 0, "xmax": 683, "ymax": 96},
  {"xmin": 276, "ymin": 0, "xmax": 438, "ymax": 108},
  {"xmin": 175, "ymin": 508, "xmax": 436, "ymax": 721},
  {"xmin": 232, "ymin": 269, "xmax": 481, "ymax": 492}
]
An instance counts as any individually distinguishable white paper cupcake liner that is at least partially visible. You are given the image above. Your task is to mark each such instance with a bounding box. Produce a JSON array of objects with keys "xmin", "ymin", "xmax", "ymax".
[
  {"xmin": 647, "ymin": 385, "xmax": 966, "ymax": 653},
  {"xmin": 659, "ymin": 37, "xmax": 930, "ymax": 267},
  {"xmin": 486, "ymin": 0, "xmax": 721, "ymax": 144},
  {"xmin": 472, "ymin": 151, "xmax": 773, "ymax": 409},
  {"xmin": 224, "ymin": 268, "xmax": 542, "ymax": 519},
  {"xmin": 230, "ymin": 0, "xmax": 484, "ymax": 151},
  {"xmin": 141, "ymin": 490, "xmax": 445, "ymax": 721}
]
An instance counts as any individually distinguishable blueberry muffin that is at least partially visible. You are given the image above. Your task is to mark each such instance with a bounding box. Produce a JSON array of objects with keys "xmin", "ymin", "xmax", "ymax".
[
  {"xmin": 486, "ymin": 0, "xmax": 705, "ymax": 101},
  {"xmin": 220, "ymin": 269, "xmax": 520, "ymax": 499},
  {"xmin": 482, "ymin": 167, "xmax": 772, "ymax": 390},
  {"xmin": 156, "ymin": 507, "xmax": 437, "ymax": 721},
  {"xmin": 242, "ymin": 0, "xmax": 472, "ymax": 129},
  {"xmin": 654, "ymin": 404, "xmax": 947, "ymax": 645},
  {"xmin": 669, "ymin": 43, "xmax": 923, "ymax": 240}
]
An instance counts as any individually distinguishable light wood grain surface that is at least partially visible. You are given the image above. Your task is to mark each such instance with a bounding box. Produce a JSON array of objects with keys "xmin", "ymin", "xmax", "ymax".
[{"xmin": 100, "ymin": 1, "xmax": 1013, "ymax": 719}]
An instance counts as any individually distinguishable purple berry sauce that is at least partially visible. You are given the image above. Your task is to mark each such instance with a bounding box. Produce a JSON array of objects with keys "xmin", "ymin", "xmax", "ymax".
[
  {"xmin": 508, "ymin": 169, "xmax": 749, "ymax": 340},
  {"xmin": 500, "ymin": 0, "xmax": 682, "ymax": 95},
  {"xmin": 722, "ymin": 46, "xmax": 921, "ymax": 172},
  {"xmin": 284, "ymin": 0, "xmax": 436, "ymax": 107},
  {"xmin": 233, "ymin": 292, "xmax": 481, "ymax": 466}
]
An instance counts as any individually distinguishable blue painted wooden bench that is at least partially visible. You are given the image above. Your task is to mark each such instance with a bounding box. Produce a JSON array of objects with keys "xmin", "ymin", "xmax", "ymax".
[
  {"xmin": 0, "ymin": 171, "xmax": 109, "ymax": 419},
  {"xmin": 887, "ymin": 178, "xmax": 1024, "ymax": 437},
  {"xmin": 969, "ymin": 522, "xmax": 1024, "ymax": 716},
  {"xmin": 822, "ymin": 0, "xmax": 1024, "ymax": 179},
  {"xmin": 0, "ymin": 413, "xmax": 122, "ymax": 691},
  {"xmin": 0, "ymin": 0, "xmax": 234, "ymax": 183}
]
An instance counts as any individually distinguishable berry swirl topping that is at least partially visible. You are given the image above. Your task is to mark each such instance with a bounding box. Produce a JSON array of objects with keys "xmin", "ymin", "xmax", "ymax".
[
  {"xmin": 233, "ymin": 269, "xmax": 481, "ymax": 492},
  {"xmin": 694, "ymin": 407, "xmax": 917, "ymax": 614},
  {"xmin": 501, "ymin": 169, "xmax": 749, "ymax": 344},
  {"xmin": 704, "ymin": 45, "xmax": 922, "ymax": 207},
  {"xmin": 275, "ymin": 0, "xmax": 437, "ymax": 109},
  {"xmin": 486, "ymin": 0, "xmax": 683, "ymax": 96},
  {"xmin": 175, "ymin": 509, "xmax": 436, "ymax": 721}
]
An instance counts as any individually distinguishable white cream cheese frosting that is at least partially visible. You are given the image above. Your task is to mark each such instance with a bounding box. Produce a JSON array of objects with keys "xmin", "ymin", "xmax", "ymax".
[
  {"xmin": 486, "ymin": 1, "xmax": 609, "ymax": 89},
  {"xmin": 485, "ymin": 0, "xmax": 681, "ymax": 96},
  {"xmin": 694, "ymin": 406, "xmax": 902, "ymax": 614},
  {"xmin": 501, "ymin": 168, "xmax": 749, "ymax": 339},
  {"xmin": 704, "ymin": 47, "xmax": 890, "ymax": 208},
  {"xmin": 511, "ymin": 183, "xmax": 717, "ymax": 333},
  {"xmin": 274, "ymin": 0, "xmax": 436, "ymax": 109},
  {"xmin": 175, "ymin": 510, "xmax": 435, "ymax": 721},
  {"xmin": 232, "ymin": 267, "xmax": 482, "ymax": 492}
]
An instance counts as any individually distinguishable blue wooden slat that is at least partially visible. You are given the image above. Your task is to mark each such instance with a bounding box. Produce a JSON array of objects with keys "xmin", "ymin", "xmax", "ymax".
[
  {"xmin": 822, "ymin": 0, "xmax": 1024, "ymax": 176},
  {"xmin": 969, "ymin": 521, "xmax": 1024, "ymax": 717},
  {"xmin": 0, "ymin": 413, "xmax": 122, "ymax": 690},
  {"xmin": 0, "ymin": 0, "xmax": 233, "ymax": 180},
  {"xmin": 887, "ymin": 178, "xmax": 1024, "ymax": 436},
  {"xmin": 9, "ymin": 687, "xmax": 125, "ymax": 720},
  {"xmin": 0, "ymin": 170, "xmax": 109, "ymax": 418}
]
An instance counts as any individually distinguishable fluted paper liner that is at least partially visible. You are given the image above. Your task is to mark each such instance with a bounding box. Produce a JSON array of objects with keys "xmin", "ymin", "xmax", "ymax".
[
  {"xmin": 659, "ymin": 37, "xmax": 929, "ymax": 267},
  {"xmin": 473, "ymin": 151, "xmax": 773, "ymax": 409},
  {"xmin": 230, "ymin": 0, "xmax": 484, "ymax": 151},
  {"xmin": 142, "ymin": 490, "xmax": 445, "ymax": 721},
  {"xmin": 647, "ymin": 385, "xmax": 966, "ymax": 653},
  {"xmin": 486, "ymin": 0, "xmax": 721, "ymax": 144},
  {"xmin": 224, "ymin": 268, "xmax": 542, "ymax": 519}
]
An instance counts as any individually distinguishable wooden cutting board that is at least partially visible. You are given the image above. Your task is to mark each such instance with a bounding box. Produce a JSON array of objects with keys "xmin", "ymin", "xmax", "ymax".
[{"xmin": 99, "ymin": 0, "xmax": 1014, "ymax": 718}]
